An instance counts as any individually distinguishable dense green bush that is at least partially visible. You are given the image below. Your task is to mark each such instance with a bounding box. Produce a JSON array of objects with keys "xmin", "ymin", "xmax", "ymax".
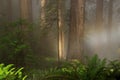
[
  {"xmin": 27, "ymin": 55, "xmax": 120, "ymax": 80},
  {"xmin": 83, "ymin": 55, "xmax": 107, "ymax": 80},
  {"xmin": 0, "ymin": 20, "xmax": 33, "ymax": 67},
  {"xmin": 106, "ymin": 60, "xmax": 120, "ymax": 80},
  {"xmin": 0, "ymin": 63, "xmax": 27, "ymax": 80},
  {"xmin": 43, "ymin": 55, "xmax": 107, "ymax": 80}
]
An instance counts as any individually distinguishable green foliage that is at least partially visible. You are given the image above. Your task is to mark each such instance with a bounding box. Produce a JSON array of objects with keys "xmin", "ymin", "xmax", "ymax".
[
  {"xmin": 27, "ymin": 55, "xmax": 120, "ymax": 80},
  {"xmin": 27, "ymin": 68, "xmax": 61, "ymax": 80},
  {"xmin": 58, "ymin": 60, "xmax": 85, "ymax": 80},
  {"xmin": 0, "ymin": 63, "xmax": 27, "ymax": 80},
  {"xmin": 27, "ymin": 55, "xmax": 106, "ymax": 80},
  {"xmin": 43, "ymin": 60, "xmax": 85, "ymax": 80},
  {"xmin": 0, "ymin": 19, "xmax": 33, "ymax": 66},
  {"xmin": 82, "ymin": 55, "xmax": 107, "ymax": 80},
  {"xmin": 105, "ymin": 60, "xmax": 120, "ymax": 80}
]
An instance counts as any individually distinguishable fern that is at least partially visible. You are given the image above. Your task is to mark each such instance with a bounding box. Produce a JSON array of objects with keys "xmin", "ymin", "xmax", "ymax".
[
  {"xmin": 0, "ymin": 63, "xmax": 27, "ymax": 80},
  {"xmin": 83, "ymin": 55, "xmax": 106, "ymax": 80}
]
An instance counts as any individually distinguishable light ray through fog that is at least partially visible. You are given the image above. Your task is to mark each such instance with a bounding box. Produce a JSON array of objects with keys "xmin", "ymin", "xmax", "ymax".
[{"xmin": 84, "ymin": 26, "xmax": 120, "ymax": 60}]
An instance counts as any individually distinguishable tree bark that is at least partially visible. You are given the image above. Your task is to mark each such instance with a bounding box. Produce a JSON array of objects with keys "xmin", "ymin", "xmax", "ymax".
[
  {"xmin": 107, "ymin": 0, "xmax": 113, "ymax": 51},
  {"xmin": 96, "ymin": 0, "xmax": 104, "ymax": 29},
  {"xmin": 40, "ymin": 0, "xmax": 46, "ymax": 25},
  {"xmin": 58, "ymin": 0, "xmax": 65, "ymax": 60},
  {"xmin": 20, "ymin": 0, "xmax": 32, "ymax": 21},
  {"xmin": 67, "ymin": 0, "xmax": 85, "ymax": 60},
  {"xmin": 94, "ymin": 0, "xmax": 104, "ymax": 55},
  {"xmin": 19, "ymin": 0, "xmax": 33, "ymax": 67},
  {"xmin": 107, "ymin": 0, "xmax": 113, "ymax": 38},
  {"xmin": 7, "ymin": 0, "xmax": 12, "ymax": 22}
]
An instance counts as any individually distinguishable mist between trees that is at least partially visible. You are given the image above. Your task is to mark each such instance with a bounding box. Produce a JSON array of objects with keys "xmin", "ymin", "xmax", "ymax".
[{"xmin": 0, "ymin": 0, "xmax": 120, "ymax": 68}]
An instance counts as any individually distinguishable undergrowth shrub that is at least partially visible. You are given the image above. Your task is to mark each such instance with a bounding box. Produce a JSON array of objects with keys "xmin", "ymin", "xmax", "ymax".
[
  {"xmin": 0, "ymin": 63, "xmax": 27, "ymax": 80},
  {"xmin": 0, "ymin": 19, "xmax": 33, "ymax": 67},
  {"xmin": 106, "ymin": 60, "xmax": 120, "ymax": 80},
  {"xmin": 27, "ymin": 55, "xmax": 120, "ymax": 80}
]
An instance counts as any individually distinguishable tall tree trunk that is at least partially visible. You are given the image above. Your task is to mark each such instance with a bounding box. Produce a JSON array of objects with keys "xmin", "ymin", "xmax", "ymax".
[
  {"xmin": 108, "ymin": 0, "xmax": 113, "ymax": 27},
  {"xmin": 96, "ymin": 0, "xmax": 104, "ymax": 29},
  {"xmin": 7, "ymin": 0, "xmax": 12, "ymax": 22},
  {"xmin": 95, "ymin": 0, "xmax": 104, "ymax": 55},
  {"xmin": 58, "ymin": 0, "xmax": 65, "ymax": 60},
  {"xmin": 107, "ymin": 0, "xmax": 113, "ymax": 53},
  {"xmin": 67, "ymin": 0, "xmax": 85, "ymax": 60},
  {"xmin": 40, "ymin": 0, "xmax": 46, "ymax": 26},
  {"xmin": 107, "ymin": 0, "xmax": 113, "ymax": 41},
  {"xmin": 20, "ymin": 0, "xmax": 32, "ymax": 21},
  {"xmin": 28, "ymin": 0, "xmax": 33, "ymax": 22},
  {"xmin": 19, "ymin": 0, "xmax": 32, "ymax": 67}
]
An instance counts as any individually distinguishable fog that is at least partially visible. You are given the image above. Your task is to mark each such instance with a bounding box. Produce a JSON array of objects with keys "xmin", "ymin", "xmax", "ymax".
[
  {"xmin": 0, "ymin": 0, "xmax": 120, "ymax": 64},
  {"xmin": 84, "ymin": 0, "xmax": 120, "ymax": 60}
]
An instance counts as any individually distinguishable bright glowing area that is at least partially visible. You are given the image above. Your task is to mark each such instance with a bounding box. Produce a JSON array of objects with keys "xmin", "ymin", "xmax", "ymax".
[
  {"xmin": 84, "ymin": 26, "xmax": 120, "ymax": 60},
  {"xmin": 59, "ymin": 37, "xmax": 62, "ymax": 59}
]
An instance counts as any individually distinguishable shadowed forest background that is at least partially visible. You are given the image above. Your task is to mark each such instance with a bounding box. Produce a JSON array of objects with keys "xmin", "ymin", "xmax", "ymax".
[{"xmin": 0, "ymin": 0, "xmax": 120, "ymax": 79}]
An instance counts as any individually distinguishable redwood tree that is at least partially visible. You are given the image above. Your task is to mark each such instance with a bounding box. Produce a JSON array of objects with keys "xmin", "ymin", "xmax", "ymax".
[
  {"xmin": 107, "ymin": 0, "xmax": 113, "ymax": 40},
  {"xmin": 18, "ymin": 0, "xmax": 32, "ymax": 66},
  {"xmin": 96, "ymin": 0, "xmax": 104, "ymax": 29},
  {"xmin": 58, "ymin": 0, "xmax": 65, "ymax": 60},
  {"xmin": 40, "ymin": 0, "xmax": 46, "ymax": 24},
  {"xmin": 7, "ymin": 0, "xmax": 12, "ymax": 21},
  {"xmin": 20, "ymin": 0, "xmax": 32, "ymax": 21},
  {"xmin": 67, "ymin": 0, "xmax": 85, "ymax": 60}
]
